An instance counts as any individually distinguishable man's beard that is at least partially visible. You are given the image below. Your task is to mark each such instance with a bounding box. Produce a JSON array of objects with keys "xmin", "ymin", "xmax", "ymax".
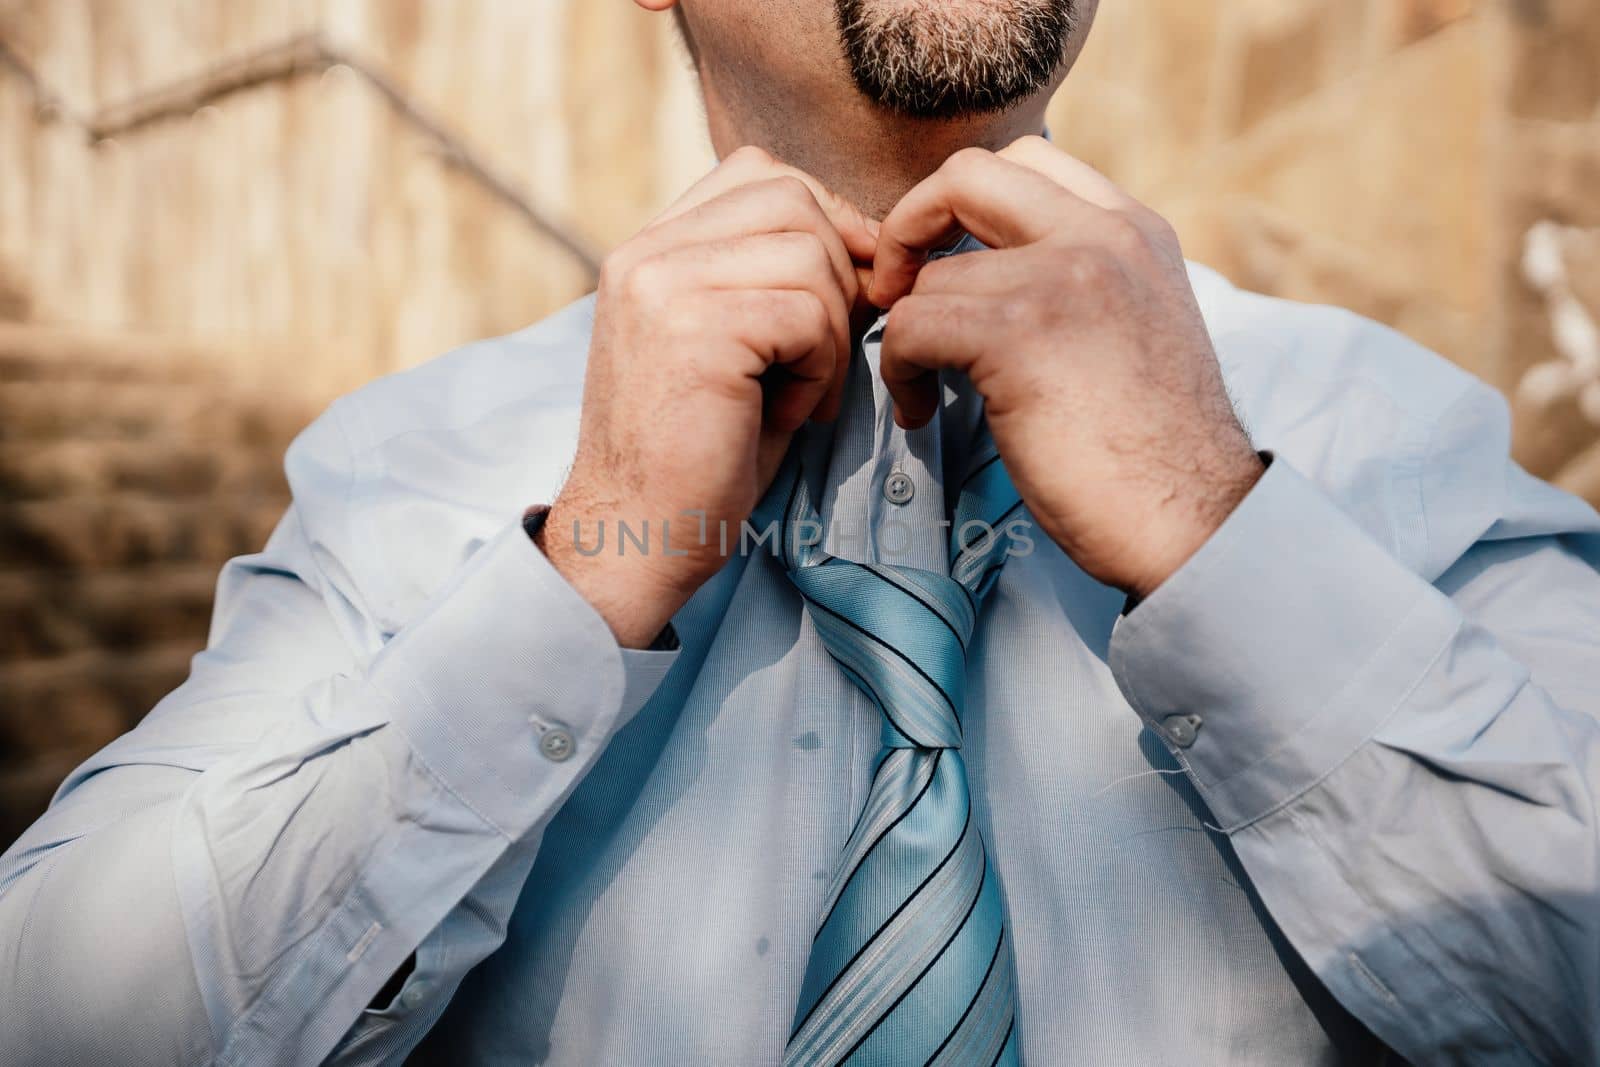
[{"xmin": 834, "ymin": 0, "xmax": 1079, "ymax": 120}]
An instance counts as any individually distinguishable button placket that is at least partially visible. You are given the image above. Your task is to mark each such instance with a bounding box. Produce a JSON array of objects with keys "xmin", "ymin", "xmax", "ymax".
[
  {"xmin": 883, "ymin": 469, "xmax": 915, "ymax": 506},
  {"xmin": 860, "ymin": 320, "xmax": 946, "ymax": 571}
]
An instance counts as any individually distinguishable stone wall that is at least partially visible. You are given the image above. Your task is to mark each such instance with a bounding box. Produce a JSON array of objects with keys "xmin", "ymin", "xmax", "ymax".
[
  {"xmin": 1, "ymin": 0, "xmax": 1597, "ymax": 842},
  {"xmin": 0, "ymin": 324, "xmax": 302, "ymax": 844},
  {"xmin": 4, "ymin": 0, "xmax": 1595, "ymax": 477},
  {"xmin": 1049, "ymin": 0, "xmax": 1600, "ymax": 498},
  {"xmin": 0, "ymin": 0, "xmax": 710, "ymax": 400}
]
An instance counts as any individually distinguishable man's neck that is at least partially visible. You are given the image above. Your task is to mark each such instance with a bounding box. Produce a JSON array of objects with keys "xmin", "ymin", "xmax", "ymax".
[{"xmin": 699, "ymin": 76, "xmax": 1053, "ymax": 220}]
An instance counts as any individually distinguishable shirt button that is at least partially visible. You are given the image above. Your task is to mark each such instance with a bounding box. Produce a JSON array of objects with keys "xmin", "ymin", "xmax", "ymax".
[
  {"xmin": 1162, "ymin": 714, "xmax": 1203, "ymax": 748},
  {"xmin": 539, "ymin": 727, "xmax": 576, "ymax": 762},
  {"xmin": 883, "ymin": 470, "xmax": 915, "ymax": 506}
]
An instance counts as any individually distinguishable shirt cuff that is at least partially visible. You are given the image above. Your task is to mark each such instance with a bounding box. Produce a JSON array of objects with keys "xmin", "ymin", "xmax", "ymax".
[
  {"xmin": 522, "ymin": 503, "xmax": 682, "ymax": 720},
  {"xmin": 1107, "ymin": 454, "xmax": 1463, "ymax": 830},
  {"xmin": 618, "ymin": 645, "xmax": 679, "ymax": 726},
  {"xmin": 366, "ymin": 516, "xmax": 677, "ymax": 840}
]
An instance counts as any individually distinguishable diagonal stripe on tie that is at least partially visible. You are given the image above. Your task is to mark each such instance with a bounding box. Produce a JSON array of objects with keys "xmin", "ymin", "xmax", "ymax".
[
  {"xmin": 787, "ymin": 800, "xmax": 982, "ymax": 1062},
  {"xmin": 772, "ymin": 417, "xmax": 1026, "ymax": 1067},
  {"xmin": 926, "ymin": 928, "xmax": 1016, "ymax": 1067},
  {"xmin": 814, "ymin": 750, "xmax": 941, "ymax": 934}
]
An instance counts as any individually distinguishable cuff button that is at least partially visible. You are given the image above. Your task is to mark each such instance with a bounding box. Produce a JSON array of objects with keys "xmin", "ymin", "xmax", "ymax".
[
  {"xmin": 539, "ymin": 727, "xmax": 576, "ymax": 762},
  {"xmin": 1161, "ymin": 713, "xmax": 1203, "ymax": 749}
]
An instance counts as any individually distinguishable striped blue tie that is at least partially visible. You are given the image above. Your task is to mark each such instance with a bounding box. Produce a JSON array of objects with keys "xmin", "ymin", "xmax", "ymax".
[{"xmin": 770, "ymin": 428, "xmax": 1024, "ymax": 1067}]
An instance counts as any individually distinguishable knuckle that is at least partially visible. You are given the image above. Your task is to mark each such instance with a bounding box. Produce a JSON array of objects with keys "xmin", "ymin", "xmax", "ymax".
[
  {"xmin": 765, "ymin": 231, "xmax": 832, "ymax": 282},
  {"xmin": 771, "ymin": 174, "xmax": 818, "ymax": 209},
  {"xmin": 801, "ymin": 293, "xmax": 832, "ymax": 338},
  {"xmin": 884, "ymin": 296, "xmax": 924, "ymax": 340},
  {"xmin": 1130, "ymin": 203, "xmax": 1171, "ymax": 233},
  {"xmin": 945, "ymin": 146, "xmax": 992, "ymax": 180},
  {"xmin": 1056, "ymin": 244, "xmax": 1120, "ymax": 289},
  {"xmin": 776, "ymin": 227, "xmax": 817, "ymax": 250},
  {"xmin": 1005, "ymin": 134, "xmax": 1051, "ymax": 158},
  {"xmin": 1143, "ymin": 211, "xmax": 1182, "ymax": 251},
  {"xmin": 918, "ymin": 254, "xmax": 968, "ymax": 289},
  {"xmin": 793, "ymin": 231, "xmax": 834, "ymax": 272},
  {"xmin": 726, "ymin": 144, "xmax": 775, "ymax": 171},
  {"xmin": 1060, "ymin": 245, "xmax": 1119, "ymax": 288},
  {"xmin": 662, "ymin": 297, "xmax": 710, "ymax": 340},
  {"xmin": 597, "ymin": 249, "xmax": 634, "ymax": 293},
  {"xmin": 1017, "ymin": 288, "xmax": 1064, "ymax": 333},
  {"xmin": 620, "ymin": 253, "xmax": 673, "ymax": 301},
  {"xmin": 1102, "ymin": 213, "xmax": 1150, "ymax": 255}
]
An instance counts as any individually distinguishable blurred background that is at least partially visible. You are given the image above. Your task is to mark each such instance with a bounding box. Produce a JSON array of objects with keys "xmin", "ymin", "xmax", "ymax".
[{"xmin": 1, "ymin": 0, "xmax": 1597, "ymax": 845}]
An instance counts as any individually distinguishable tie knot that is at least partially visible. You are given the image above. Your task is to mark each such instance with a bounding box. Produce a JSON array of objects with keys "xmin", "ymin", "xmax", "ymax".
[
  {"xmin": 790, "ymin": 560, "xmax": 975, "ymax": 750},
  {"xmin": 763, "ymin": 416, "xmax": 1024, "ymax": 751}
]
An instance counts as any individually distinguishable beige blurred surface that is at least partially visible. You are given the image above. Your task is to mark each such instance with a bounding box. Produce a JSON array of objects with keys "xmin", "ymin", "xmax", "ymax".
[{"xmin": 1, "ymin": 0, "xmax": 1597, "ymax": 842}]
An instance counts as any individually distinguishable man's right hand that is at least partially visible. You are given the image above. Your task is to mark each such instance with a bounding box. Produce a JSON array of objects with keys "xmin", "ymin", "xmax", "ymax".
[{"xmin": 537, "ymin": 146, "xmax": 879, "ymax": 648}]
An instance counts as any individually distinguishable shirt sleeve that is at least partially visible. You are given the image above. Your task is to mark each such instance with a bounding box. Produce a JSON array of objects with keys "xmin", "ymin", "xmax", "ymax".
[
  {"xmin": 0, "ymin": 499, "xmax": 679, "ymax": 1066},
  {"xmin": 1107, "ymin": 442, "xmax": 1600, "ymax": 1063}
]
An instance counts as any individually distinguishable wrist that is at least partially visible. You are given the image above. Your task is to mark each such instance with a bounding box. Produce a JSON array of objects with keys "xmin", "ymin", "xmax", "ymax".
[
  {"xmin": 533, "ymin": 500, "xmax": 690, "ymax": 649},
  {"xmin": 1125, "ymin": 449, "xmax": 1266, "ymax": 601}
]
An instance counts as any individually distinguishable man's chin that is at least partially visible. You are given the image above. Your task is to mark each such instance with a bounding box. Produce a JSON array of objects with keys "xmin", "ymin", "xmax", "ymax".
[
  {"xmin": 835, "ymin": 0, "xmax": 1077, "ymax": 121},
  {"xmin": 849, "ymin": 74, "xmax": 1047, "ymax": 122}
]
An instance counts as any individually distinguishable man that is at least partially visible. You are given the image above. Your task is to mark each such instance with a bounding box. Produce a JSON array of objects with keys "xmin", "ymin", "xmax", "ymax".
[{"xmin": 2, "ymin": 0, "xmax": 1597, "ymax": 1063}]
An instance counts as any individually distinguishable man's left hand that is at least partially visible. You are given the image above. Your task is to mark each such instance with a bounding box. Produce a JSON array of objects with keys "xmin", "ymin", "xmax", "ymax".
[{"xmin": 870, "ymin": 136, "xmax": 1265, "ymax": 600}]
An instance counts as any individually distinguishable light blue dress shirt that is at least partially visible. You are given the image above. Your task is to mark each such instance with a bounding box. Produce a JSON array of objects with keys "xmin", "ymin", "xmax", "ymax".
[{"xmin": 3, "ymin": 262, "xmax": 1599, "ymax": 1066}]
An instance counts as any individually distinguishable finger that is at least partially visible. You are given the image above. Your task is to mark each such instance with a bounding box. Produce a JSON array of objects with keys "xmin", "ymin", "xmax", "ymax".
[
  {"xmin": 879, "ymin": 294, "xmax": 993, "ymax": 428},
  {"xmin": 657, "ymin": 146, "xmax": 880, "ymax": 261},
  {"xmin": 813, "ymin": 315, "xmax": 854, "ymax": 425},
  {"xmin": 871, "ymin": 149, "xmax": 1102, "ymax": 306},
  {"xmin": 1000, "ymin": 136, "xmax": 1177, "ymax": 251},
  {"xmin": 901, "ymin": 246, "xmax": 1047, "ymax": 298},
  {"xmin": 638, "ymin": 179, "xmax": 861, "ymax": 310},
  {"xmin": 639, "ymin": 233, "xmax": 852, "ymax": 375},
  {"xmin": 997, "ymin": 136, "xmax": 1141, "ymax": 214},
  {"xmin": 853, "ymin": 264, "xmax": 877, "ymax": 318},
  {"xmin": 701, "ymin": 289, "xmax": 839, "ymax": 433}
]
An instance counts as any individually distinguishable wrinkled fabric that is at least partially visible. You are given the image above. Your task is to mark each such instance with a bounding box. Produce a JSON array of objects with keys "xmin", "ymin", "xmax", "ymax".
[{"xmin": 3, "ymin": 263, "xmax": 1598, "ymax": 1066}]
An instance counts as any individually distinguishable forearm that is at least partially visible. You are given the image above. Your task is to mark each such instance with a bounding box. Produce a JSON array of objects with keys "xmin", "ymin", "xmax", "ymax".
[
  {"xmin": 1110, "ymin": 457, "xmax": 1600, "ymax": 1063},
  {"xmin": 0, "ymin": 704, "xmax": 525, "ymax": 1067},
  {"xmin": 1231, "ymin": 662, "xmax": 1597, "ymax": 1064},
  {"xmin": 0, "ymin": 776, "xmax": 212, "ymax": 1066},
  {"xmin": 0, "ymin": 518, "xmax": 675, "ymax": 1066}
]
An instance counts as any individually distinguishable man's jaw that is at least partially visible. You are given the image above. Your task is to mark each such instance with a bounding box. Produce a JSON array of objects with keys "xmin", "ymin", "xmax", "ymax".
[{"xmin": 833, "ymin": 0, "xmax": 1080, "ymax": 121}]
